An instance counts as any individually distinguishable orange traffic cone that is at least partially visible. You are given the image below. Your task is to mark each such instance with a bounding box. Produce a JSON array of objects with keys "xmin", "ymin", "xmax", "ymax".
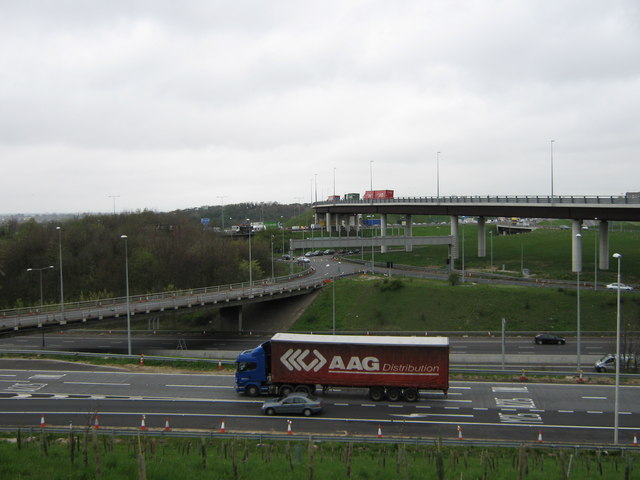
[
  {"xmin": 93, "ymin": 415, "xmax": 100, "ymax": 430},
  {"xmin": 220, "ymin": 419, "xmax": 226, "ymax": 433},
  {"xmin": 633, "ymin": 434, "xmax": 638, "ymax": 447},
  {"xmin": 537, "ymin": 431, "xmax": 543, "ymax": 443},
  {"xmin": 217, "ymin": 361, "xmax": 223, "ymax": 370},
  {"xmin": 163, "ymin": 418, "xmax": 171, "ymax": 432},
  {"xmin": 140, "ymin": 415, "xmax": 147, "ymax": 431},
  {"xmin": 457, "ymin": 425, "xmax": 463, "ymax": 440},
  {"xmin": 377, "ymin": 425, "xmax": 382, "ymax": 438},
  {"xmin": 39, "ymin": 415, "xmax": 46, "ymax": 428},
  {"xmin": 577, "ymin": 370, "xmax": 584, "ymax": 383},
  {"xmin": 287, "ymin": 420, "xmax": 292, "ymax": 435},
  {"xmin": 139, "ymin": 354, "xmax": 145, "ymax": 366},
  {"xmin": 520, "ymin": 369, "xmax": 527, "ymax": 382}
]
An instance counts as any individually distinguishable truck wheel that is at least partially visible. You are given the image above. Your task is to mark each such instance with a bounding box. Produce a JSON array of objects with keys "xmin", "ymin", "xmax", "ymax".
[
  {"xmin": 295, "ymin": 385, "xmax": 313, "ymax": 396},
  {"xmin": 246, "ymin": 385, "xmax": 260, "ymax": 397},
  {"xmin": 404, "ymin": 388, "xmax": 419, "ymax": 402},
  {"xmin": 386, "ymin": 387, "xmax": 401, "ymax": 402},
  {"xmin": 369, "ymin": 386, "xmax": 384, "ymax": 401},
  {"xmin": 265, "ymin": 408, "xmax": 275, "ymax": 416},
  {"xmin": 303, "ymin": 408, "xmax": 312, "ymax": 417},
  {"xmin": 279, "ymin": 384, "xmax": 294, "ymax": 396}
]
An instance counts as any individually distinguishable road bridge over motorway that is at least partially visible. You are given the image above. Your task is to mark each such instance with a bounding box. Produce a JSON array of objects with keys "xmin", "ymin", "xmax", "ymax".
[
  {"xmin": 312, "ymin": 194, "xmax": 640, "ymax": 272},
  {"xmin": 0, "ymin": 268, "xmax": 326, "ymax": 335}
]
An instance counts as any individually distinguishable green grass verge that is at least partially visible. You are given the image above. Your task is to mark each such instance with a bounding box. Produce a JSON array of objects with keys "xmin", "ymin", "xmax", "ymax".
[
  {"xmin": 353, "ymin": 224, "xmax": 640, "ymax": 284},
  {"xmin": 293, "ymin": 276, "xmax": 640, "ymax": 333},
  {"xmin": 1, "ymin": 433, "xmax": 636, "ymax": 480}
]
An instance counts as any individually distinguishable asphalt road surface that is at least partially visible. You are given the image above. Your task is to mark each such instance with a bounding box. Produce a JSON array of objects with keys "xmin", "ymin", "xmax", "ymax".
[{"xmin": 0, "ymin": 360, "xmax": 637, "ymax": 446}]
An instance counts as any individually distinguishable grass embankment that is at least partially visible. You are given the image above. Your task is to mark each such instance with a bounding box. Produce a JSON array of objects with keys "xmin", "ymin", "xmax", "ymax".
[
  {"xmin": 293, "ymin": 276, "xmax": 640, "ymax": 333},
  {"xmin": 355, "ymin": 224, "xmax": 640, "ymax": 284},
  {"xmin": 1, "ymin": 433, "xmax": 636, "ymax": 480}
]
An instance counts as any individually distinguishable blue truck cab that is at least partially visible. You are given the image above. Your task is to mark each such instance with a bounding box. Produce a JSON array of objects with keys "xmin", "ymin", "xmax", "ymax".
[{"xmin": 235, "ymin": 341, "xmax": 271, "ymax": 396}]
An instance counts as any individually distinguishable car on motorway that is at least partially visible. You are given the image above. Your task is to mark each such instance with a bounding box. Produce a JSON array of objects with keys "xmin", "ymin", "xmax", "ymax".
[
  {"xmin": 595, "ymin": 353, "xmax": 638, "ymax": 372},
  {"xmin": 534, "ymin": 333, "xmax": 566, "ymax": 345},
  {"xmin": 296, "ymin": 256, "xmax": 310, "ymax": 264},
  {"xmin": 261, "ymin": 393, "xmax": 323, "ymax": 416},
  {"xmin": 606, "ymin": 282, "xmax": 633, "ymax": 291}
]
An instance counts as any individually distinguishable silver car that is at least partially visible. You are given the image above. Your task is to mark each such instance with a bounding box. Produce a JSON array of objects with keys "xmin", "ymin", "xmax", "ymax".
[{"xmin": 261, "ymin": 393, "xmax": 322, "ymax": 416}]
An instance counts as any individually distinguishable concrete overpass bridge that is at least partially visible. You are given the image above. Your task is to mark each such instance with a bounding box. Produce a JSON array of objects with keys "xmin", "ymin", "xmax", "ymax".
[
  {"xmin": 312, "ymin": 194, "xmax": 640, "ymax": 272},
  {"xmin": 0, "ymin": 268, "xmax": 324, "ymax": 335}
]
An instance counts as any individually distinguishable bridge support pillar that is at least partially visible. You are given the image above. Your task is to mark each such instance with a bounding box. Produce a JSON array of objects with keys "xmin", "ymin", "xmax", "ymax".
[
  {"xmin": 572, "ymin": 219, "xmax": 583, "ymax": 273},
  {"xmin": 380, "ymin": 214, "xmax": 388, "ymax": 253},
  {"xmin": 325, "ymin": 212, "xmax": 331, "ymax": 234},
  {"xmin": 450, "ymin": 216, "xmax": 459, "ymax": 259},
  {"xmin": 404, "ymin": 215, "xmax": 413, "ymax": 252},
  {"xmin": 477, "ymin": 217, "xmax": 486, "ymax": 258},
  {"xmin": 599, "ymin": 220, "xmax": 610, "ymax": 270}
]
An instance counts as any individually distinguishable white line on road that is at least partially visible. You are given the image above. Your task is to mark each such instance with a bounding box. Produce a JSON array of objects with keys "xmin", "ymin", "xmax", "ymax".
[
  {"xmin": 64, "ymin": 382, "xmax": 130, "ymax": 386},
  {"xmin": 165, "ymin": 384, "xmax": 234, "ymax": 389},
  {"xmin": 582, "ymin": 396, "xmax": 607, "ymax": 400},
  {"xmin": 558, "ymin": 410, "xmax": 574, "ymax": 413},
  {"xmin": 587, "ymin": 411, "xmax": 603, "ymax": 414}
]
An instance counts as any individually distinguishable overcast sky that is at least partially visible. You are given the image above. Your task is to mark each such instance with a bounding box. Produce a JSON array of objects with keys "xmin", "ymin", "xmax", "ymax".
[{"xmin": 1, "ymin": 1, "xmax": 639, "ymax": 214}]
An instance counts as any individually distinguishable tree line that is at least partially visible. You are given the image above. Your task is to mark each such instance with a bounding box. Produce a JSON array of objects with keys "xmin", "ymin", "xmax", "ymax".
[{"xmin": 0, "ymin": 208, "xmax": 297, "ymax": 310}]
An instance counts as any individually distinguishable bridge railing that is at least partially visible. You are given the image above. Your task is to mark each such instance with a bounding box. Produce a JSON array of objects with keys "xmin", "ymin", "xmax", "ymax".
[
  {"xmin": 0, "ymin": 267, "xmax": 316, "ymax": 321},
  {"xmin": 318, "ymin": 194, "xmax": 640, "ymax": 206}
]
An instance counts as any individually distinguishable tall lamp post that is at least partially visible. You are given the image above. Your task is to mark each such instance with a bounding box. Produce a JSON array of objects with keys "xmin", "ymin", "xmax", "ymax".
[
  {"xmin": 436, "ymin": 151, "xmax": 440, "ymax": 200},
  {"xmin": 550, "ymin": 139, "xmax": 555, "ymax": 202},
  {"xmin": 576, "ymin": 233, "xmax": 582, "ymax": 372},
  {"xmin": 55, "ymin": 226, "xmax": 64, "ymax": 321},
  {"xmin": 27, "ymin": 265, "xmax": 54, "ymax": 308},
  {"xmin": 247, "ymin": 219, "xmax": 252, "ymax": 289},
  {"xmin": 121, "ymin": 235, "xmax": 132, "ymax": 356},
  {"xmin": 612, "ymin": 252, "xmax": 622, "ymax": 445}
]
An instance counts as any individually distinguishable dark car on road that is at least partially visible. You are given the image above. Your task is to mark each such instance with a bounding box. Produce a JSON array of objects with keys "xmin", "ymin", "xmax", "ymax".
[
  {"xmin": 261, "ymin": 394, "xmax": 323, "ymax": 416},
  {"xmin": 534, "ymin": 333, "xmax": 566, "ymax": 345}
]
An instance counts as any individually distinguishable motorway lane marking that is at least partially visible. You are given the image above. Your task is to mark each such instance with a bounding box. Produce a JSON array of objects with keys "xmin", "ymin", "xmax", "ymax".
[
  {"xmin": 361, "ymin": 404, "xmax": 376, "ymax": 407},
  {"xmin": 3, "ymin": 411, "xmax": 637, "ymax": 432},
  {"xmin": 30, "ymin": 374, "xmax": 64, "ymax": 380},
  {"xmin": 166, "ymin": 384, "xmax": 234, "ymax": 389},
  {"xmin": 587, "ymin": 411, "xmax": 603, "ymax": 414},
  {"xmin": 388, "ymin": 405, "xmax": 404, "ymax": 408},
  {"xmin": 0, "ymin": 375, "xmax": 17, "ymax": 377},
  {"xmin": 473, "ymin": 408, "xmax": 488, "ymax": 411},
  {"xmin": 558, "ymin": 410, "xmax": 574, "ymax": 413},
  {"xmin": 439, "ymin": 399, "xmax": 472, "ymax": 403},
  {"xmin": 444, "ymin": 407, "xmax": 460, "ymax": 410},
  {"xmin": 582, "ymin": 396, "xmax": 607, "ymax": 400},
  {"xmin": 390, "ymin": 413, "xmax": 473, "ymax": 419},
  {"xmin": 64, "ymin": 382, "xmax": 131, "ymax": 386}
]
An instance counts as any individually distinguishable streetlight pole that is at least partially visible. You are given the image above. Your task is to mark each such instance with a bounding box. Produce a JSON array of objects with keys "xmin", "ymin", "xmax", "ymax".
[
  {"xmin": 550, "ymin": 140, "xmax": 555, "ymax": 202},
  {"xmin": 247, "ymin": 219, "xmax": 252, "ymax": 289},
  {"xmin": 613, "ymin": 252, "xmax": 622, "ymax": 445},
  {"xmin": 217, "ymin": 195, "xmax": 227, "ymax": 231},
  {"xmin": 576, "ymin": 233, "xmax": 582, "ymax": 372},
  {"xmin": 436, "ymin": 151, "xmax": 440, "ymax": 200},
  {"xmin": 55, "ymin": 226, "xmax": 64, "ymax": 321},
  {"xmin": 270, "ymin": 234, "xmax": 275, "ymax": 281},
  {"xmin": 121, "ymin": 235, "xmax": 132, "ymax": 356},
  {"xmin": 26, "ymin": 266, "xmax": 54, "ymax": 308}
]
